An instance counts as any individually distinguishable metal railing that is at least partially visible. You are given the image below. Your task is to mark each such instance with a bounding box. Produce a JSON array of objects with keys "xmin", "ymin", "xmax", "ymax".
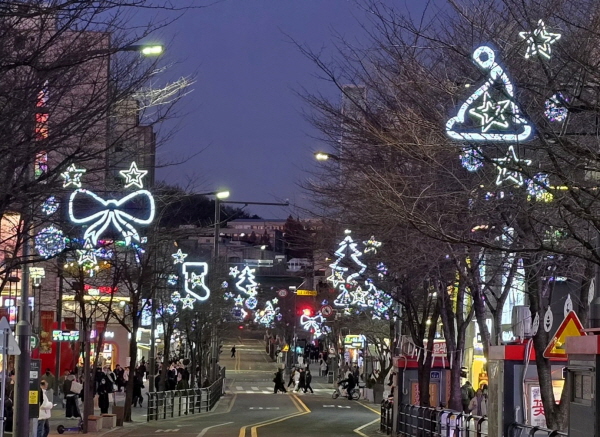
[
  {"xmin": 146, "ymin": 369, "xmax": 226, "ymax": 422},
  {"xmin": 507, "ymin": 423, "xmax": 568, "ymax": 437},
  {"xmin": 381, "ymin": 399, "xmax": 394, "ymax": 435},
  {"xmin": 397, "ymin": 403, "xmax": 488, "ymax": 437}
]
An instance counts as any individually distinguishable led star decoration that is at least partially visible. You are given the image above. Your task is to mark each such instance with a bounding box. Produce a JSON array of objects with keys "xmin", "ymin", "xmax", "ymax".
[
  {"xmin": 61, "ymin": 164, "xmax": 86, "ymax": 188},
  {"xmin": 351, "ymin": 285, "xmax": 370, "ymax": 308},
  {"xmin": 229, "ymin": 266, "xmax": 240, "ymax": 278},
  {"xmin": 181, "ymin": 295, "xmax": 196, "ymax": 309},
  {"xmin": 327, "ymin": 271, "xmax": 346, "ymax": 288},
  {"xmin": 519, "ymin": 20, "xmax": 561, "ymax": 60},
  {"xmin": 363, "ymin": 236, "xmax": 381, "ymax": 254},
  {"xmin": 119, "ymin": 161, "xmax": 148, "ymax": 189},
  {"xmin": 172, "ymin": 249, "xmax": 188, "ymax": 264},
  {"xmin": 446, "ymin": 46, "xmax": 533, "ymax": 142},
  {"xmin": 233, "ymin": 295, "xmax": 244, "ymax": 306},
  {"xmin": 492, "ymin": 146, "xmax": 532, "ymax": 186},
  {"xmin": 77, "ymin": 238, "xmax": 97, "ymax": 267}
]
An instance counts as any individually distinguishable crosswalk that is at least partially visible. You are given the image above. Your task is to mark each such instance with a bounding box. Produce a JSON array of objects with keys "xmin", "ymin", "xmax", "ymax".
[{"xmin": 228, "ymin": 385, "xmax": 332, "ymax": 395}]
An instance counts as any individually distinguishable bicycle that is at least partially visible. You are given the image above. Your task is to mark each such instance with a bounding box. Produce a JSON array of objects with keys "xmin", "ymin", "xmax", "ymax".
[{"xmin": 332, "ymin": 385, "xmax": 360, "ymax": 400}]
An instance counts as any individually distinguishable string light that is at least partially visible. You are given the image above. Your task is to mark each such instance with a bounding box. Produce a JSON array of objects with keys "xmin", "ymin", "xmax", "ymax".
[{"xmin": 35, "ymin": 226, "xmax": 66, "ymax": 258}]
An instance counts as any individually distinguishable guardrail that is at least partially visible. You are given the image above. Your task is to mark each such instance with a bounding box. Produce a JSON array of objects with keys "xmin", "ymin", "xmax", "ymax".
[
  {"xmin": 146, "ymin": 369, "xmax": 226, "ymax": 422},
  {"xmin": 380, "ymin": 399, "xmax": 393, "ymax": 435},
  {"xmin": 507, "ymin": 423, "xmax": 568, "ymax": 437},
  {"xmin": 397, "ymin": 403, "xmax": 488, "ymax": 437}
]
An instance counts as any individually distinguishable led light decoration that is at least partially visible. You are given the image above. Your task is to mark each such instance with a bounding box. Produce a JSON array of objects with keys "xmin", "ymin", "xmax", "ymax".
[
  {"xmin": 363, "ymin": 236, "xmax": 381, "ymax": 254},
  {"xmin": 544, "ymin": 93, "xmax": 568, "ymax": 122},
  {"xmin": 171, "ymin": 249, "xmax": 187, "ymax": 264},
  {"xmin": 229, "ymin": 266, "xmax": 240, "ymax": 278},
  {"xmin": 167, "ymin": 274, "xmax": 179, "ymax": 286},
  {"xmin": 245, "ymin": 296, "xmax": 258, "ymax": 310},
  {"xmin": 223, "ymin": 291, "xmax": 234, "ymax": 300},
  {"xmin": 166, "ymin": 304, "xmax": 177, "ymax": 315},
  {"xmin": 119, "ymin": 161, "xmax": 148, "ymax": 189},
  {"xmin": 61, "ymin": 164, "xmax": 86, "ymax": 188},
  {"xmin": 300, "ymin": 313, "xmax": 325, "ymax": 337},
  {"xmin": 460, "ymin": 147, "xmax": 484, "ymax": 172},
  {"xmin": 446, "ymin": 46, "xmax": 533, "ymax": 142},
  {"xmin": 235, "ymin": 265, "xmax": 258, "ymax": 296},
  {"xmin": 254, "ymin": 300, "xmax": 280, "ymax": 327},
  {"xmin": 232, "ymin": 306, "xmax": 248, "ymax": 321},
  {"xmin": 492, "ymin": 145, "xmax": 532, "ymax": 186},
  {"xmin": 333, "ymin": 286, "xmax": 353, "ymax": 308},
  {"xmin": 233, "ymin": 295, "xmax": 244, "ymax": 306},
  {"xmin": 35, "ymin": 226, "xmax": 66, "ymax": 258},
  {"xmin": 68, "ymin": 189, "xmax": 155, "ymax": 245},
  {"xmin": 182, "ymin": 262, "xmax": 210, "ymax": 301},
  {"xmin": 77, "ymin": 238, "xmax": 97, "ymax": 268},
  {"xmin": 519, "ymin": 20, "xmax": 561, "ymax": 60},
  {"xmin": 327, "ymin": 231, "xmax": 366, "ymax": 287},
  {"xmin": 41, "ymin": 196, "xmax": 59, "ymax": 215},
  {"xmin": 221, "ymin": 281, "xmax": 229, "ymax": 288},
  {"xmin": 171, "ymin": 291, "xmax": 181, "ymax": 303},
  {"xmin": 181, "ymin": 295, "xmax": 196, "ymax": 309},
  {"xmin": 377, "ymin": 262, "xmax": 388, "ymax": 279},
  {"xmin": 350, "ymin": 285, "xmax": 370, "ymax": 308},
  {"xmin": 526, "ymin": 173, "xmax": 550, "ymax": 199}
]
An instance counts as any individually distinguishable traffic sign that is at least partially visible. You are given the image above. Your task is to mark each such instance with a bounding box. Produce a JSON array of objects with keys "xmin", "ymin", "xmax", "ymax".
[
  {"xmin": 277, "ymin": 289, "xmax": 288, "ymax": 298},
  {"xmin": 543, "ymin": 311, "xmax": 586, "ymax": 359},
  {"xmin": 0, "ymin": 317, "xmax": 20, "ymax": 355},
  {"xmin": 320, "ymin": 305, "xmax": 333, "ymax": 317},
  {"xmin": 297, "ymin": 289, "xmax": 317, "ymax": 296}
]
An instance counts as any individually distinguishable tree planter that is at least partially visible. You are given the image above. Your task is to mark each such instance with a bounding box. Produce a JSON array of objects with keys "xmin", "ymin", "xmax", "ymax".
[
  {"xmin": 363, "ymin": 388, "xmax": 374, "ymax": 403},
  {"xmin": 373, "ymin": 383, "xmax": 385, "ymax": 404}
]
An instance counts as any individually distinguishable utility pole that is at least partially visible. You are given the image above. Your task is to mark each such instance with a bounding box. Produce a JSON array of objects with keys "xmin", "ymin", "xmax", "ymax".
[{"xmin": 13, "ymin": 240, "xmax": 31, "ymax": 437}]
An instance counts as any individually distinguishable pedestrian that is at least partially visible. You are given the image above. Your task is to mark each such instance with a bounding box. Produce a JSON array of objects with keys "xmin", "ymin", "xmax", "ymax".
[
  {"xmin": 97, "ymin": 376, "xmax": 111, "ymax": 414},
  {"xmin": 41, "ymin": 369, "xmax": 55, "ymax": 404},
  {"xmin": 304, "ymin": 370, "xmax": 314, "ymax": 394},
  {"xmin": 231, "ymin": 346, "xmax": 236, "ymax": 358},
  {"xmin": 468, "ymin": 389, "xmax": 487, "ymax": 416},
  {"xmin": 63, "ymin": 374, "xmax": 81, "ymax": 419},
  {"xmin": 176, "ymin": 372, "xmax": 189, "ymax": 390},
  {"xmin": 461, "ymin": 381, "xmax": 475, "ymax": 413},
  {"xmin": 114, "ymin": 365, "xmax": 125, "ymax": 392},
  {"xmin": 346, "ymin": 373, "xmax": 356, "ymax": 400},
  {"xmin": 320, "ymin": 359, "xmax": 327, "ymax": 377},
  {"xmin": 297, "ymin": 368, "xmax": 306, "ymax": 393},
  {"xmin": 287, "ymin": 368, "xmax": 296, "ymax": 388},
  {"xmin": 273, "ymin": 369, "xmax": 286, "ymax": 394},
  {"xmin": 37, "ymin": 380, "xmax": 53, "ymax": 437},
  {"xmin": 293, "ymin": 368, "xmax": 301, "ymax": 391},
  {"xmin": 133, "ymin": 373, "xmax": 144, "ymax": 407}
]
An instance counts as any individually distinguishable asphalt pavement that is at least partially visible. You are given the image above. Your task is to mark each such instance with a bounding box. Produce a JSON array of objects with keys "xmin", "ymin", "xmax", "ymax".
[{"xmin": 44, "ymin": 334, "xmax": 381, "ymax": 437}]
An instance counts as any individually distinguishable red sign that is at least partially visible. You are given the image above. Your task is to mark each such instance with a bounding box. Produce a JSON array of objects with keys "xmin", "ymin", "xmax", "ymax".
[
  {"xmin": 320, "ymin": 305, "xmax": 333, "ymax": 317},
  {"xmin": 84, "ymin": 284, "xmax": 117, "ymax": 294},
  {"xmin": 277, "ymin": 289, "xmax": 288, "ymax": 298}
]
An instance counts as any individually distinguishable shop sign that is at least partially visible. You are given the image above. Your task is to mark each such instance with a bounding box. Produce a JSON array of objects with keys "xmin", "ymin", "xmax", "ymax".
[
  {"xmin": 297, "ymin": 289, "xmax": 317, "ymax": 296},
  {"xmin": 84, "ymin": 284, "xmax": 117, "ymax": 295},
  {"xmin": 52, "ymin": 330, "xmax": 80, "ymax": 342},
  {"xmin": 90, "ymin": 330, "xmax": 115, "ymax": 339},
  {"xmin": 344, "ymin": 334, "xmax": 365, "ymax": 348},
  {"xmin": 430, "ymin": 371, "xmax": 441, "ymax": 380},
  {"xmin": 432, "ymin": 342, "xmax": 446, "ymax": 355}
]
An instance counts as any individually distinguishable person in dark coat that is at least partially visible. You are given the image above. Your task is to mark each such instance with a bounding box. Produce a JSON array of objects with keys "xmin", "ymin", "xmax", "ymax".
[
  {"xmin": 97, "ymin": 377, "xmax": 111, "ymax": 414},
  {"xmin": 114, "ymin": 365, "xmax": 125, "ymax": 392},
  {"xmin": 63, "ymin": 374, "xmax": 80, "ymax": 419},
  {"xmin": 132, "ymin": 373, "xmax": 144, "ymax": 407},
  {"xmin": 296, "ymin": 368, "xmax": 306, "ymax": 393},
  {"xmin": 304, "ymin": 370, "xmax": 314, "ymax": 394},
  {"xmin": 346, "ymin": 373, "xmax": 356, "ymax": 400},
  {"xmin": 273, "ymin": 369, "xmax": 286, "ymax": 394}
]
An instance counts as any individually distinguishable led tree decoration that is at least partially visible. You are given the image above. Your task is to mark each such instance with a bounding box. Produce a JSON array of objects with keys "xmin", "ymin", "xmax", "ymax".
[
  {"xmin": 231, "ymin": 265, "xmax": 259, "ymax": 309},
  {"xmin": 327, "ymin": 230, "xmax": 367, "ymax": 307},
  {"xmin": 519, "ymin": 20, "xmax": 561, "ymax": 60},
  {"xmin": 35, "ymin": 226, "xmax": 66, "ymax": 258},
  {"xmin": 254, "ymin": 300, "xmax": 280, "ymax": 327}
]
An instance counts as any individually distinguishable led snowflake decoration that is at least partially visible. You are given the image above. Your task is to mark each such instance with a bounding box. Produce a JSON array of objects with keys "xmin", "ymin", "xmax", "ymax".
[
  {"xmin": 245, "ymin": 296, "xmax": 258, "ymax": 310},
  {"xmin": 171, "ymin": 291, "xmax": 181, "ymax": 303},
  {"xmin": 460, "ymin": 147, "xmax": 484, "ymax": 172},
  {"xmin": 519, "ymin": 20, "xmax": 561, "ymax": 60},
  {"xmin": 544, "ymin": 93, "xmax": 568, "ymax": 122},
  {"xmin": 526, "ymin": 173, "xmax": 550, "ymax": 199},
  {"xmin": 41, "ymin": 196, "xmax": 59, "ymax": 215},
  {"xmin": 35, "ymin": 226, "xmax": 66, "ymax": 258},
  {"xmin": 166, "ymin": 304, "xmax": 177, "ymax": 315},
  {"xmin": 221, "ymin": 281, "xmax": 229, "ymax": 288},
  {"xmin": 167, "ymin": 274, "xmax": 179, "ymax": 286}
]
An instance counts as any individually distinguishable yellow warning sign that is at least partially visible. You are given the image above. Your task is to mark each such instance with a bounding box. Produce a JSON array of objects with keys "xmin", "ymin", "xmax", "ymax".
[
  {"xmin": 543, "ymin": 311, "xmax": 586, "ymax": 359},
  {"xmin": 281, "ymin": 344, "xmax": 289, "ymax": 352},
  {"xmin": 29, "ymin": 390, "xmax": 38, "ymax": 405},
  {"xmin": 297, "ymin": 289, "xmax": 317, "ymax": 296}
]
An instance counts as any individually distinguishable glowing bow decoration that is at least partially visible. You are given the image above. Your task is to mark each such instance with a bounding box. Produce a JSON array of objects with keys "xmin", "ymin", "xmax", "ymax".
[
  {"xmin": 300, "ymin": 313, "xmax": 326, "ymax": 337},
  {"xmin": 69, "ymin": 189, "xmax": 155, "ymax": 245}
]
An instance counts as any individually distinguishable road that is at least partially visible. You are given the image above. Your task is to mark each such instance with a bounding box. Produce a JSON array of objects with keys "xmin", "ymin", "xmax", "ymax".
[{"xmin": 111, "ymin": 336, "xmax": 381, "ymax": 437}]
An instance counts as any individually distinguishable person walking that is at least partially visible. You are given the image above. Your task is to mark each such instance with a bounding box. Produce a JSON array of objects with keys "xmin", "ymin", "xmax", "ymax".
[
  {"xmin": 461, "ymin": 381, "xmax": 475, "ymax": 413},
  {"xmin": 287, "ymin": 368, "xmax": 296, "ymax": 388},
  {"xmin": 37, "ymin": 380, "xmax": 53, "ymax": 437},
  {"xmin": 304, "ymin": 370, "xmax": 314, "ymax": 394},
  {"xmin": 63, "ymin": 374, "xmax": 81, "ymax": 419},
  {"xmin": 132, "ymin": 373, "xmax": 144, "ymax": 407},
  {"xmin": 41, "ymin": 369, "xmax": 55, "ymax": 404},
  {"xmin": 319, "ymin": 359, "xmax": 327, "ymax": 377},
  {"xmin": 114, "ymin": 365, "xmax": 125, "ymax": 392},
  {"xmin": 293, "ymin": 368, "xmax": 301, "ymax": 392},
  {"xmin": 346, "ymin": 373, "xmax": 356, "ymax": 400},
  {"xmin": 230, "ymin": 346, "xmax": 236, "ymax": 358},
  {"xmin": 273, "ymin": 369, "xmax": 286, "ymax": 393},
  {"xmin": 297, "ymin": 368, "xmax": 306, "ymax": 393},
  {"xmin": 97, "ymin": 376, "xmax": 111, "ymax": 414},
  {"xmin": 468, "ymin": 389, "xmax": 488, "ymax": 416}
]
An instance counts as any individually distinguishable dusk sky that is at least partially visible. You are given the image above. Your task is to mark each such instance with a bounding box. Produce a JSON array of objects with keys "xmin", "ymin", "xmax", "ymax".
[{"xmin": 151, "ymin": 0, "xmax": 412, "ymax": 218}]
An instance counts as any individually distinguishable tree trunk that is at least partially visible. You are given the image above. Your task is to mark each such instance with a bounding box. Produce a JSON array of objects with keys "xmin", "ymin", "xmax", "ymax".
[
  {"xmin": 82, "ymin": 335, "xmax": 93, "ymax": 434},
  {"xmin": 123, "ymin": 326, "xmax": 138, "ymax": 421}
]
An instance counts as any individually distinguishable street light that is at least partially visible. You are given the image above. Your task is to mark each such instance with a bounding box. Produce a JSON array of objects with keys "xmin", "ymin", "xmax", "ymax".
[
  {"xmin": 124, "ymin": 44, "xmax": 164, "ymax": 56},
  {"xmin": 314, "ymin": 152, "xmax": 340, "ymax": 161},
  {"xmin": 197, "ymin": 190, "xmax": 230, "ymax": 260}
]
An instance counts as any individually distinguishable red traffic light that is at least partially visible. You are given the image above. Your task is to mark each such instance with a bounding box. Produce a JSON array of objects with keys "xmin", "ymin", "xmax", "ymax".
[{"xmin": 302, "ymin": 308, "xmax": 313, "ymax": 317}]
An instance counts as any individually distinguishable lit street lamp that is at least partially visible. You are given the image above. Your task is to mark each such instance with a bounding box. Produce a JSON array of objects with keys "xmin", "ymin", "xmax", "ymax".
[
  {"xmin": 124, "ymin": 44, "xmax": 164, "ymax": 56},
  {"xmin": 314, "ymin": 151, "xmax": 340, "ymax": 161}
]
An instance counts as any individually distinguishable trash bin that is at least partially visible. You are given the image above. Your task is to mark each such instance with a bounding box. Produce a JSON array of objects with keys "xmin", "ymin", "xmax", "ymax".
[
  {"xmin": 327, "ymin": 371, "xmax": 334, "ymax": 384},
  {"xmin": 111, "ymin": 406, "xmax": 124, "ymax": 426}
]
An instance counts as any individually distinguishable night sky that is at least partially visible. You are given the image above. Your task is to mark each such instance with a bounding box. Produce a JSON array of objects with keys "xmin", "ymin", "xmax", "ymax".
[{"xmin": 150, "ymin": 0, "xmax": 412, "ymax": 218}]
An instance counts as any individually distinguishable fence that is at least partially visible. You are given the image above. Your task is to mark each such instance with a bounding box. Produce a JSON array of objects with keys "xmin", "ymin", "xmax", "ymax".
[
  {"xmin": 146, "ymin": 369, "xmax": 226, "ymax": 422},
  {"xmin": 381, "ymin": 399, "xmax": 393, "ymax": 434},
  {"xmin": 396, "ymin": 403, "xmax": 488, "ymax": 437},
  {"xmin": 507, "ymin": 423, "xmax": 567, "ymax": 437}
]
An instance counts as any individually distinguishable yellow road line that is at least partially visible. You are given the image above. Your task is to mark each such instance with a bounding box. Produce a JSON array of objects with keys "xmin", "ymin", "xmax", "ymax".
[
  {"xmin": 353, "ymin": 418, "xmax": 380, "ymax": 437},
  {"xmin": 239, "ymin": 394, "xmax": 309, "ymax": 437},
  {"xmin": 357, "ymin": 401, "xmax": 381, "ymax": 415}
]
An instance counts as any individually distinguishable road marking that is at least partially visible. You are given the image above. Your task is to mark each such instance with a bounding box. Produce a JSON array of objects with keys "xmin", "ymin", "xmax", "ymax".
[
  {"xmin": 155, "ymin": 430, "xmax": 179, "ymax": 433},
  {"xmin": 239, "ymin": 394, "xmax": 309, "ymax": 437},
  {"xmin": 323, "ymin": 405, "xmax": 335, "ymax": 407},
  {"xmin": 338, "ymin": 405, "xmax": 351, "ymax": 408},
  {"xmin": 357, "ymin": 401, "xmax": 381, "ymax": 415},
  {"xmin": 249, "ymin": 407, "xmax": 279, "ymax": 410},
  {"xmin": 236, "ymin": 386, "xmax": 243, "ymax": 390},
  {"xmin": 353, "ymin": 418, "xmax": 380, "ymax": 437},
  {"xmin": 197, "ymin": 422, "xmax": 233, "ymax": 437},
  {"xmin": 261, "ymin": 391, "xmax": 270, "ymax": 394},
  {"xmin": 251, "ymin": 386, "xmax": 259, "ymax": 390}
]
